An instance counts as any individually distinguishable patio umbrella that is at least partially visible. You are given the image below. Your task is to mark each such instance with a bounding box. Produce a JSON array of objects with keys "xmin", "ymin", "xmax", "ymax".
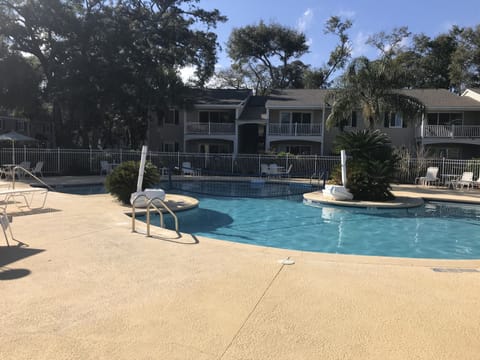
[{"xmin": 0, "ymin": 131, "xmax": 37, "ymax": 164}]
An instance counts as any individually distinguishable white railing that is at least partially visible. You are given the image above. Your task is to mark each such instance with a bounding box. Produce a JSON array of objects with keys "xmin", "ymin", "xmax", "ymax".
[
  {"xmin": 421, "ymin": 125, "xmax": 480, "ymax": 138},
  {"xmin": 269, "ymin": 123, "xmax": 322, "ymax": 136},
  {"xmin": 186, "ymin": 122, "xmax": 235, "ymax": 135},
  {"xmin": 1, "ymin": 147, "xmax": 479, "ymax": 184}
]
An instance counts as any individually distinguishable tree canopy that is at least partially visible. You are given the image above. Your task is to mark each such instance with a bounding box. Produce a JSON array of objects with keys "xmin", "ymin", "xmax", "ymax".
[
  {"xmin": 0, "ymin": 0, "xmax": 226, "ymax": 148},
  {"xmin": 223, "ymin": 16, "xmax": 352, "ymax": 94},
  {"xmin": 326, "ymin": 56, "xmax": 425, "ymax": 130}
]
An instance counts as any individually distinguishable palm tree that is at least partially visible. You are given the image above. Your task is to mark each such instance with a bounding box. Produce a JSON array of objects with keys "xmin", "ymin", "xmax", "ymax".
[
  {"xmin": 333, "ymin": 129, "xmax": 398, "ymax": 201},
  {"xmin": 326, "ymin": 57, "xmax": 425, "ymax": 129}
]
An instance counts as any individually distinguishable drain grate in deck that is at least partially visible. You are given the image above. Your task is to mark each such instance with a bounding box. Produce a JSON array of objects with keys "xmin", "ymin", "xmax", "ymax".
[{"xmin": 432, "ymin": 268, "xmax": 479, "ymax": 273}]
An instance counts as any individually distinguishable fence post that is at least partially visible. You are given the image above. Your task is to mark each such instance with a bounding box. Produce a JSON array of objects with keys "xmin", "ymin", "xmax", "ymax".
[
  {"xmin": 120, "ymin": 148, "xmax": 123, "ymax": 163},
  {"xmin": 286, "ymin": 153, "xmax": 289, "ymax": 169},
  {"xmin": 314, "ymin": 154, "xmax": 317, "ymax": 177},
  {"xmin": 24, "ymin": 145, "xmax": 26, "ymax": 162},
  {"xmin": 89, "ymin": 146, "xmax": 93, "ymax": 173},
  {"xmin": 57, "ymin": 147, "xmax": 61, "ymax": 174},
  {"xmin": 231, "ymin": 154, "xmax": 234, "ymax": 174}
]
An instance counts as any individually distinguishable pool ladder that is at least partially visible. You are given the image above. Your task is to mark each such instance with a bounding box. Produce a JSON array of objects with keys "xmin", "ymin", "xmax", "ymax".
[{"xmin": 131, "ymin": 194, "xmax": 179, "ymax": 236}]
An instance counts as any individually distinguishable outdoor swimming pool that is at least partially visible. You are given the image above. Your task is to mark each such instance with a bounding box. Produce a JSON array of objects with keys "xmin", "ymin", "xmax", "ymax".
[
  {"xmin": 57, "ymin": 181, "xmax": 480, "ymax": 259},
  {"xmin": 140, "ymin": 192, "xmax": 480, "ymax": 260}
]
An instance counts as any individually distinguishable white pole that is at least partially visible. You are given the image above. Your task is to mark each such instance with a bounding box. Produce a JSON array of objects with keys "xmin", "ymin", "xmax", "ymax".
[
  {"xmin": 341, "ymin": 149, "xmax": 347, "ymax": 187},
  {"xmin": 137, "ymin": 145, "xmax": 148, "ymax": 192}
]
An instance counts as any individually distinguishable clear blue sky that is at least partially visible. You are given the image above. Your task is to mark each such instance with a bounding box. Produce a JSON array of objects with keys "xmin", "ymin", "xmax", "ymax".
[{"xmin": 196, "ymin": 0, "xmax": 480, "ymax": 69}]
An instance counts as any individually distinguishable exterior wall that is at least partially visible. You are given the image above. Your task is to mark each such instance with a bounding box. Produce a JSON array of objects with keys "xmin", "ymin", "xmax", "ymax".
[
  {"xmin": 323, "ymin": 111, "xmax": 418, "ymax": 155},
  {"xmin": 147, "ymin": 110, "xmax": 185, "ymax": 151}
]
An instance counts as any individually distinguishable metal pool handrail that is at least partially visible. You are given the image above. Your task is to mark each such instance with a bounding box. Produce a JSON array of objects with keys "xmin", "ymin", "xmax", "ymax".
[
  {"xmin": 11, "ymin": 166, "xmax": 55, "ymax": 191},
  {"xmin": 131, "ymin": 193, "xmax": 179, "ymax": 236}
]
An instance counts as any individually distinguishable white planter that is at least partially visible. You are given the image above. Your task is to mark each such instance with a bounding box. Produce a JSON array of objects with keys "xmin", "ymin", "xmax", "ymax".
[
  {"xmin": 322, "ymin": 185, "xmax": 353, "ymax": 201},
  {"xmin": 130, "ymin": 188, "xmax": 166, "ymax": 208}
]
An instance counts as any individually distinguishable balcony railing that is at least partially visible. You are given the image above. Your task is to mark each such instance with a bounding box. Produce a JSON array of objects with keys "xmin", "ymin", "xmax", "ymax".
[
  {"xmin": 186, "ymin": 122, "xmax": 235, "ymax": 135},
  {"xmin": 269, "ymin": 123, "xmax": 322, "ymax": 136},
  {"xmin": 421, "ymin": 125, "xmax": 480, "ymax": 138}
]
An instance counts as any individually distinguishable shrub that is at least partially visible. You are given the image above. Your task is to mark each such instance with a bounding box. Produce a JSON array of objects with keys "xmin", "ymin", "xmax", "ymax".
[
  {"xmin": 105, "ymin": 161, "xmax": 160, "ymax": 204},
  {"xmin": 333, "ymin": 129, "xmax": 398, "ymax": 201}
]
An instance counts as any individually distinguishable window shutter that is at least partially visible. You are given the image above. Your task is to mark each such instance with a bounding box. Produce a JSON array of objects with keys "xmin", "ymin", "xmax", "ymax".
[
  {"xmin": 383, "ymin": 113, "xmax": 389, "ymax": 128},
  {"xmin": 174, "ymin": 110, "xmax": 179, "ymax": 125}
]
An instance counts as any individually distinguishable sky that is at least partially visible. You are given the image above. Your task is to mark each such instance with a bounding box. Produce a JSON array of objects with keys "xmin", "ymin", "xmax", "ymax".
[{"xmin": 183, "ymin": 0, "xmax": 480, "ymax": 79}]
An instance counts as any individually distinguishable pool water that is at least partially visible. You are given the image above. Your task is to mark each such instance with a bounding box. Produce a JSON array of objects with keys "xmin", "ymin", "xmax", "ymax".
[{"xmin": 142, "ymin": 195, "xmax": 480, "ymax": 260}]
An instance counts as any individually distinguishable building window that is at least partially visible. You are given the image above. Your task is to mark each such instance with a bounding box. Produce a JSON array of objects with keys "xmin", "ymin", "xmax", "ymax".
[
  {"xmin": 280, "ymin": 112, "xmax": 312, "ymax": 125},
  {"xmin": 165, "ymin": 109, "xmax": 179, "ymax": 124},
  {"xmin": 384, "ymin": 112, "xmax": 403, "ymax": 128},
  {"xmin": 280, "ymin": 112, "xmax": 290, "ymax": 124},
  {"xmin": 157, "ymin": 109, "xmax": 179, "ymax": 126},
  {"xmin": 15, "ymin": 120, "xmax": 27, "ymax": 131},
  {"xmin": 337, "ymin": 111, "xmax": 357, "ymax": 129},
  {"xmin": 427, "ymin": 112, "xmax": 463, "ymax": 125},
  {"xmin": 163, "ymin": 142, "xmax": 179, "ymax": 152},
  {"xmin": 350, "ymin": 111, "xmax": 357, "ymax": 127},
  {"xmin": 198, "ymin": 110, "xmax": 235, "ymax": 123}
]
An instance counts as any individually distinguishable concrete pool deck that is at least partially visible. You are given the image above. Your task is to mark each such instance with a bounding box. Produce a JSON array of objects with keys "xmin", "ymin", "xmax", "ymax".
[{"xmin": 1, "ymin": 177, "xmax": 480, "ymax": 359}]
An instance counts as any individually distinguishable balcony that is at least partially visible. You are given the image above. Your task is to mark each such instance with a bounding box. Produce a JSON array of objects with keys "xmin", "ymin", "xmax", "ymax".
[
  {"xmin": 186, "ymin": 122, "xmax": 235, "ymax": 135},
  {"xmin": 420, "ymin": 125, "xmax": 480, "ymax": 138},
  {"xmin": 268, "ymin": 123, "xmax": 322, "ymax": 136}
]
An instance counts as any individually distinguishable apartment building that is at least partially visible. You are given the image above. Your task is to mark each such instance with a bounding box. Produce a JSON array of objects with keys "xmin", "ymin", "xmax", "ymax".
[{"xmin": 147, "ymin": 88, "xmax": 480, "ymax": 159}]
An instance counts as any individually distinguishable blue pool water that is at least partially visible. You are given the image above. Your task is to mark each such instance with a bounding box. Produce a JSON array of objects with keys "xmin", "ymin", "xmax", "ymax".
[
  {"xmin": 57, "ymin": 181, "xmax": 480, "ymax": 259},
  {"xmin": 143, "ymin": 194, "xmax": 480, "ymax": 260}
]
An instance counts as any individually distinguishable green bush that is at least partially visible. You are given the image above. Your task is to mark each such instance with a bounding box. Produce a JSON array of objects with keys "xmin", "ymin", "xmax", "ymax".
[
  {"xmin": 105, "ymin": 161, "xmax": 160, "ymax": 204},
  {"xmin": 333, "ymin": 129, "xmax": 397, "ymax": 201}
]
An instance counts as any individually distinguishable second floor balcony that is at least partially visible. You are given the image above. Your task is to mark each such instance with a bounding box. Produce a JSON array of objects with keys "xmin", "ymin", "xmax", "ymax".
[
  {"xmin": 268, "ymin": 123, "xmax": 322, "ymax": 137},
  {"xmin": 419, "ymin": 125, "xmax": 480, "ymax": 139},
  {"xmin": 186, "ymin": 122, "xmax": 235, "ymax": 135}
]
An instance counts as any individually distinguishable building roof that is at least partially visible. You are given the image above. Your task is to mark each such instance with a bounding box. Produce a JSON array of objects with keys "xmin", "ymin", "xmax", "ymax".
[
  {"xmin": 238, "ymin": 96, "xmax": 268, "ymax": 121},
  {"xmin": 398, "ymin": 89, "xmax": 480, "ymax": 110},
  {"xmin": 185, "ymin": 88, "xmax": 480, "ymax": 111},
  {"xmin": 265, "ymin": 89, "xmax": 329, "ymax": 108},
  {"xmin": 188, "ymin": 88, "xmax": 251, "ymax": 106},
  {"xmin": 466, "ymin": 88, "xmax": 480, "ymax": 95}
]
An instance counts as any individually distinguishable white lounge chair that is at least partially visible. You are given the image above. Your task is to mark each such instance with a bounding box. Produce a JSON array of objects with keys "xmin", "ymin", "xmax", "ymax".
[
  {"xmin": 182, "ymin": 162, "xmax": 198, "ymax": 176},
  {"xmin": 260, "ymin": 163, "xmax": 269, "ymax": 177},
  {"xmin": 452, "ymin": 172, "xmax": 474, "ymax": 190},
  {"xmin": 415, "ymin": 167, "xmax": 439, "ymax": 186},
  {"xmin": 0, "ymin": 187, "xmax": 48, "ymax": 211},
  {"xmin": 100, "ymin": 160, "xmax": 111, "ymax": 175},
  {"xmin": 30, "ymin": 161, "xmax": 44, "ymax": 177},
  {"xmin": 0, "ymin": 209, "xmax": 14, "ymax": 246},
  {"xmin": 278, "ymin": 164, "xmax": 293, "ymax": 178},
  {"xmin": 15, "ymin": 161, "xmax": 31, "ymax": 178},
  {"xmin": 473, "ymin": 175, "xmax": 480, "ymax": 189},
  {"xmin": 268, "ymin": 164, "xmax": 279, "ymax": 176}
]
